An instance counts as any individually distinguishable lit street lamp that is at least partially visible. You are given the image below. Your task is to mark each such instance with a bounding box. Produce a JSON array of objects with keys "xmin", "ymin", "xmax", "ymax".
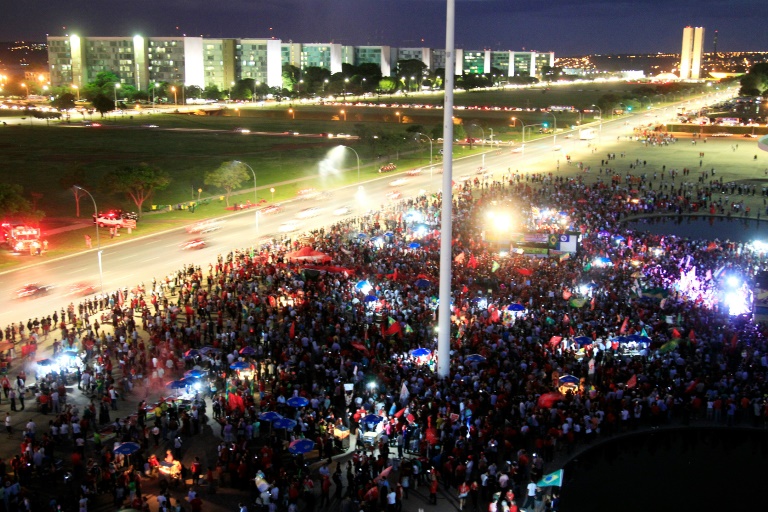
[
  {"xmin": 288, "ymin": 108, "xmax": 295, "ymax": 120},
  {"xmin": 171, "ymin": 86, "xmax": 177, "ymax": 105},
  {"xmin": 547, "ymin": 112, "xmax": 557, "ymax": 145},
  {"xmin": 72, "ymin": 84, "xmax": 79, "ymax": 101},
  {"xmin": 340, "ymin": 109, "xmax": 346, "ymax": 121},
  {"xmin": 591, "ymin": 105, "xmax": 602, "ymax": 132},
  {"xmin": 152, "ymin": 82, "xmax": 159, "ymax": 110},
  {"xmin": 339, "ymin": 145, "xmax": 360, "ymax": 183},
  {"xmin": 21, "ymin": 83, "xmax": 28, "ymax": 100},
  {"xmin": 114, "ymin": 83, "xmax": 121, "ymax": 111},
  {"xmin": 235, "ymin": 160, "xmax": 259, "ymax": 233},
  {"xmin": 73, "ymin": 185, "xmax": 104, "ymax": 294},
  {"xmin": 270, "ymin": 187, "xmax": 275, "ymax": 202},
  {"xmin": 343, "ymin": 78, "xmax": 349, "ymax": 101},
  {"xmin": 395, "ymin": 111, "xmax": 401, "ymax": 123}
]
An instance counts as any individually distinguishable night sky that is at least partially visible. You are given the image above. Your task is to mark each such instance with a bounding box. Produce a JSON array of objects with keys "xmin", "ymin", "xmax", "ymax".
[{"xmin": 4, "ymin": 0, "xmax": 768, "ymax": 56}]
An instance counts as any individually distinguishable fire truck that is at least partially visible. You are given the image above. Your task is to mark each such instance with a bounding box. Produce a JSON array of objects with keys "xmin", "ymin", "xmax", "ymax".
[{"xmin": 1, "ymin": 223, "xmax": 42, "ymax": 253}]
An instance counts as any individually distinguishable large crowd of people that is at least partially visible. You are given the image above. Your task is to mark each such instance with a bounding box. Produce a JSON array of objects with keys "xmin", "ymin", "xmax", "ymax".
[{"xmin": 2, "ymin": 140, "xmax": 768, "ymax": 512}]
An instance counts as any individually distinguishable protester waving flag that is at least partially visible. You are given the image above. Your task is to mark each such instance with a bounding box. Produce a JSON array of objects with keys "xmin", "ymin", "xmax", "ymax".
[{"xmin": 537, "ymin": 469, "xmax": 564, "ymax": 488}]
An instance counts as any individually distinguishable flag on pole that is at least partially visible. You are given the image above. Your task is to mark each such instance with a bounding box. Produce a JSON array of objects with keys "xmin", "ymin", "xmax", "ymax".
[
  {"xmin": 619, "ymin": 317, "xmax": 629, "ymax": 334},
  {"xmin": 626, "ymin": 374, "xmax": 637, "ymax": 389},
  {"xmin": 399, "ymin": 381, "xmax": 409, "ymax": 405},
  {"xmin": 491, "ymin": 261, "xmax": 500, "ymax": 273},
  {"xmin": 289, "ymin": 321, "xmax": 296, "ymax": 339},
  {"xmin": 537, "ymin": 469, "xmax": 564, "ymax": 488}
]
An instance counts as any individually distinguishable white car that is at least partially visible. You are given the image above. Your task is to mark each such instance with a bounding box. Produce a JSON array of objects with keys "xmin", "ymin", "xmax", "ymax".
[
  {"xmin": 186, "ymin": 219, "xmax": 224, "ymax": 234},
  {"xmin": 296, "ymin": 207, "xmax": 321, "ymax": 219},
  {"xmin": 279, "ymin": 221, "xmax": 302, "ymax": 233},
  {"xmin": 389, "ymin": 178, "xmax": 409, "ymax": 187},
  {"xmin": 333, "ymin": 205, "xmax": 353, "ymax": 216}
]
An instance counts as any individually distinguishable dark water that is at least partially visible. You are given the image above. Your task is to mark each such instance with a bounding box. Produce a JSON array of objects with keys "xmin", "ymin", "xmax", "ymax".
[
  {"xmin": 623, "ymin": 215, "xmax": 768, "ymax": 243},
  {"xmin": 560, "ymin": 428, "xmax": 768, "ymax": 512}
]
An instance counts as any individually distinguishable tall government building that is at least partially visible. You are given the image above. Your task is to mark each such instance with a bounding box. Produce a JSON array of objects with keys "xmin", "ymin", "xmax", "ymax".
[
  {"xmin": 679, "ymin": 26, "xmax": 705, "ymax": 80},
  {"xmin": 46, "ymin": 34, "xmax": 553, "ymax": 92}
]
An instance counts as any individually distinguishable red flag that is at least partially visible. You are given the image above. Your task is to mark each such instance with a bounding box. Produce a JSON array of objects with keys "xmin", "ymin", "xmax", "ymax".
[
  {"xmin": 562, "ymin": 289, "xmax": 572, "ymax": 300},
  {"xmin": 118, "ymin": 288, "xmax": 124, "ymax": 307},
  {"xmin": 619, "ymin": 317, "xmax": 629, "ymax": 334},
  {"xmin": 467, "ymin": 255, "xmax": 478, "ymax": 269},
  {"xmin": 590, "ymin": 296, "xmax": 596, "ymax": 311},
  {"xmin": 626, "ymin": 374, "xmax": 637, "ymax": 389},
  {"xmin": 569, "ymin": 326, "xmax": 575, "ymax": 336},
  {"xmin": 384, "ymin": 321, "xmax": 402, "ymax": 337},
  {"xmin": 685, "ymin": 378, "xmax": 699, "ymax": 394},
  {"xmin": 672, "ymin": 328, "xmax": 681, "ymax": 339},
  {"xmin": 548, "ymin": 336, "xmax": 563, "ymax": 349},
  {"xmin": 563, "ymin": 313, "xmax": 570, "ymax": 325},
  {"xmin": 688, "ymin": 330, "xmax": 696, "ymax": 344},
  {"xmin": 516, "ymin": 268, "xmax": 533, "ymax": 276},
  {"xmin": 269, "ymin": 296, "xmax": 277, "ymax": 307},
  {"xmin": 454, "ymin": 252, "xmax": 465, "ymax": 264},
  {"xmin": 289, "ymin": 321, "xmax": 296, "ymax": 339}
]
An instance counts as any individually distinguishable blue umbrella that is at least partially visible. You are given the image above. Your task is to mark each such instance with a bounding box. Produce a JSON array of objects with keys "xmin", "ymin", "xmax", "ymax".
[
  {"xmin": 465, "ymin": 354, "xmax": 486, "ymax": 363},
  {"xmin": 559, "ymin": 375, "xmax": 580, "ymax": 385},
  {"xmin": 239, "ymin": 346, "xmax": 258, "ymax": 356},
  {"xmin": 611, "ymin": 336, "xmax": 629, "ymax": 344},
  {"xmin": 408, "ymin": 242, "xmax": 421, "ymax": 249},
  {"xmin": 384, "ymin": 231, "xmax": 394, "ymax": 237},
  {"xmin": 355, "ymin": 280, "xmax": 370, "ymax": 291},
  {"xmin": 287, "ymin": 396, "xmax": 310, "ymax": 408},
  {"xmin": 166, "ymin": 379, "xmax": 188, "ymax": 390},
  {"xmin": 357, "ymin": 233, "xmax": 368, "ymax": 239},
  {"xmin": 626, "ymin": 334, "xmax": 651, "ymax": 344},
  {"xmin": 364, "ymin": 294, "xmax": 378, "ymax": 303},
  {"xmin": 273, "ymin": 418, "xmax": 298, "ymax": 430},
  {"xmin": 573, "ymin": 336, "xmax": 593, "ymax": 346},
  {"xmin": 506, "ymin": 303, "xmax": 526, "ymax": 312},
  {"xmin": 62, "ymin": 348, "xmax": 79, "ymax": 356},
  {"xmin": 113, "ymin": 442, "xmax": 141, "ymax": 455},
  {"xmin": 230, "ymin": 361, "xmax": 251, "ymax": 370},
  {"xmin": 185, "ymin": 369, "xmax": 207, "ymax": 379},
  {"xmin": 410, "ymin": 348, "xmax": 431, "ymax": 358},
  {"xmin": 362, "ymin": 414, "xmax": 383, "ymax": 425},
  {"xmin": 183, "ymin": 349, "xmax": 200, "ymax": 359},
  {"xmin": 199, "ymin": 346, "xmax": 222, "ymax": 355},
  {"xmin": 288, "ymin": 439, "xmax": 315, "ymax": 455},
  {"xmin": 259, "ymin": 411, "xmax": 283, "ymax": 422},
  {"xmin": 414, "ymin": 278, "xmax": 431, "ymax": 289}
]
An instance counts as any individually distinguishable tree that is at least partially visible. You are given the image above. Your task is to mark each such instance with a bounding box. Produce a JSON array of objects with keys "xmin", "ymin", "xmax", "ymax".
[
  {"xmin": 379, "ymin": 78, "xmax": 397, "ymax": 94},
  {"xmin": 51, "ymin": 92, "xmax": 76, "ymax": 111},
  {"xmin": 83, "ymin": 71, "xmax": 120, "ymax": 100},
  {"xmin": 102, "ymin": 163, "xmax": 171, "ymax": 218},
  {"xmin": 204, "ymin": 161, "xmax": 250, "ymax": 207},
  {"xmin": 92, "ymin": 94, "xmax": 114, "ymax": 117},
  {"xmin": 59, "ymin": 169, "xmax": 89, "ymax": 217},
  {"xmin": 282, "ymin": 64, "xmax": 301, "ymax": 92},
  {"xmin": 0, "ymin": 184, "xmax": 42, "ymax": 222},
  {"xmin": 203, "ymin": 84, "xmax": 223, "ymax": 101},
  {"xmin": 739, "ymin": 63, "xmax": 768, "ymax": 96}
]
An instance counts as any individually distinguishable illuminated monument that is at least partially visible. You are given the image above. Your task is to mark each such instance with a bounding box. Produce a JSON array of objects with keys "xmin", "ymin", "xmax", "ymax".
[{"xmin": 679, "ymin": 26, "xmax": 705, "ymax": 79}]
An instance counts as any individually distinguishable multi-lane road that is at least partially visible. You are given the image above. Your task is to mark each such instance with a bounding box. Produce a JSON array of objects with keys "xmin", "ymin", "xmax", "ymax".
[{"xmin": 0, "ymin": 102, "xmax": 703, "ymax": 331}]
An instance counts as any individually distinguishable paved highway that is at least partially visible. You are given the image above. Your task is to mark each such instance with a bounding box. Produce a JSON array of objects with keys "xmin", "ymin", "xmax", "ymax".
[{"xmin": 0, "ymin": 102, "xmax": 700, "ymax": 332}]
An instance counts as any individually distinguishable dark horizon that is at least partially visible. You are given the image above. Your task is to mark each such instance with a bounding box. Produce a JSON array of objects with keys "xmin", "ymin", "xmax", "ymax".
[{"xmin": 1, "ymin": 0, "xmax": 767, "ymax": 56}]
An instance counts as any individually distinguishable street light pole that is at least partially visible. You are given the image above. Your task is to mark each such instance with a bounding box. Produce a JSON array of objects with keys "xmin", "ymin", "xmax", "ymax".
[
  {"xmin": 547, "ymin": 112, "xmax": 557, "ymax": 145},
  {"xmin": 74, "ymin": 185, "xmax": 104, "ymax": 294},
  {"xmin": 415, "ymin": 132, "xmax": 433, "ymax": 177},
  {"xmin": 72, "ymin": 84, "xmax": 79, "ymax": 101},
  {"xmin": 114, "ymin": 83, "xmax": 121, "ymax": 111},
  {"xmin": 236, "ymin": 160, "xmax": 259, "ymax": 233},
  {"xmin": 171, "ymin": 86, "xmax": 177, "ymax": 105},
  {"xmin": 340, "ymin": 145, "xmax": 360, "ymax": 183},
  {"xmin": 591, "ymin": 105, "xmax": 602, "ymax": 132},
  {"xmin": 511, "ymin": 117, "xmax": 528, "ymax": 153}
]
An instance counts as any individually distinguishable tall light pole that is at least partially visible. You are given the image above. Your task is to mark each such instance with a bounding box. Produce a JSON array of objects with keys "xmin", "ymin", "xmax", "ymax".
[
  {"xmin": 340, "ymin": 145, "xmax": 360, "ymax": 183},
  {"xmin": 171, "ymin": 86, "xmax": 177, "ymax": 105},
  {"xmin": 152, "ymin": 82, "xmax": 158, "ymax": 110},
  {"xmin": 21, "ymin": 83, "xmax": 28, "ymax": 100},
  {"xmin": 591, "ymin": 105, "xmax": 602, "ymax": 132},
  {"xmin": 547, "ymin": 112, "xmax": 557, "ymax": 145},
  {"xmin": 323, "ymin": 79, "xmax": 329, "ymax": 95},
  {"xmin": 511, "ymin": 117, "xmax": 528, "ymax": 153},
  {"xmin": 74, "ymin": 185, "xmax": 104, "ymax": 294},
  {"xmin": 114, "ymin": 83, "xmax": 121, "ymax": 111},
  {"xmin": 72, "ymin": 84, "xmax": 79, "ymax": 101},
  {"xmin": 288, "ymin": 108, "xmax": 295, "ymax": 120},
  {"xmin": 340, "ymin": 109, "xmax": 347, "ymax": 122},
  {"xmin": 395, "ymin": 111, "xmax": 401, "ymax": 123},
  {"xmin": 343, "ymin": 78, "xmax": 349, "ymax": 101},
  {"xmin": 415, "ymin": 132, "xmax": 433, "ymax": 177},
  {"xmin": 235, "ymin": 160, "xmax": 259, "ymax": 232}
]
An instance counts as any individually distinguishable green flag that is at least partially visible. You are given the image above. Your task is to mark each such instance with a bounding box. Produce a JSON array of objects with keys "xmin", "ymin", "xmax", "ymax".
[
  {"xmin": 537, "ymin": 469, "xmax": 564, "ymax": 488},
  {"xmin": 569, "ymin": 297, "xmax": 587, "ymax": 308},
  {"xmin": 405, "ymin": 324, "xmax": 413, "ymax": 334},
  {"xmin": 491, "ymin": 261, "xmax": 500, "ymax": 273}
]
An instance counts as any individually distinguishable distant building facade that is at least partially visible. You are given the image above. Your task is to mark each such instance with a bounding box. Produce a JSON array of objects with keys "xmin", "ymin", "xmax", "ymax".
[
  {"xmin": 47, "ymin": 34, "xmax": 554, "ymax": 91},
  {"xmin": 680, "ymin": 26, "xmax": 705, "ymax": 79}
]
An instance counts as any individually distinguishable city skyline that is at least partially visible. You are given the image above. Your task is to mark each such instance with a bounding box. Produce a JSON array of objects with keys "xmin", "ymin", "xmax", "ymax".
[{"xmin": 3, "ymin": 0, "xmax": 768, "ymax": 56}]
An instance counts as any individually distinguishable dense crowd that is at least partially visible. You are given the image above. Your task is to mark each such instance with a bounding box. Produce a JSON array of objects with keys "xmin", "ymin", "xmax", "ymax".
[{"xmin": 2, "ymin": 144, "xmax": 768, "ymax": 511}]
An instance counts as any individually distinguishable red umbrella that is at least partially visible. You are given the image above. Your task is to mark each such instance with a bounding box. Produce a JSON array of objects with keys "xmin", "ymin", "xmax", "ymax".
[
  {"xmin": 351, "ymin": 342, "xmax": 369, "ymax": 356},
  {"xmin": 364, "ymin": 486, "xmax": 379, "ymax": 502},
  {"xmin": 537, "ymin": 392, "xmax": 565, "ymax": 408},
  {"xmin": 394, "ymin": 408, "xmax": 406, "ymax": 418},
  {"xmin": 375, "ymin": 466, "xmax": 393, "ymax": 482}
]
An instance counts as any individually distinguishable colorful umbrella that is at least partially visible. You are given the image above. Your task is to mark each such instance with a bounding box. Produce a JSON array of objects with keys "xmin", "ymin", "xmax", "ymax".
[
  {"xmin": 414, "ymin": 278, "xmax": 431, "ymax": 289},
  {"xmin": 199, "ymin": 346, "xmax": 222, "ymax": 354},
  {"xmin": 408, "ymin": 242, "xmax": 421, "ymax": 249},
  {"xmin": 259, "ymin": 411, "xmax": 283, "ymax": 422},
  {"xmin": 506, "ymin": 303, "xmax": 526, "ymax": 312},
  {"xmin": 364, "ymin": 295, "xmax": 378, "ymax": 303},
  {"xmin": 465, "ymin": 354, "xmax": 486, "ymax": 363},
  {"xmin": 113, "ymin": 442, "xmax": 141, "ymax": 455},
  {"xmin": 273, "ymin": 418, "xmax": 298, "ymax": 430},
  {"xmin": 166, "ymin": 379, "xmax": 188, "ymax": 390},
  {"xmin": 239, "ymin": 346, "xmax": 258, "ymax": 356},
  {"xmin": 362, "ymin": 414, "xmax": 383, "ymax": 425},
  {"xmin": 230, "ymin": 361, "xmax": 251, "ymax": 370},
  {"xmin": 375, "ymin": 466, "xmax": 393, "ymax": 481},
  {"xmin": 559, "ymin": 375, "xmax": 580, "ymax": 386},
  {"xmin": 287, "ymin": 396, "xmax": 309, "ymax": 408},
  {"xmin": 184, "ymin": 369, "xmax": 207, "ymax": 379},
  {"xmin": 573, "ymin": 336, "xmax": 593, "ymax": 346},
  {"xmin": 288, "ymin": 438, "xmax": 315, "ymax": 455},
  {"xmin": 410, "ymin": 348, "xmax": 431, "ymax": 358},
  {"xmin": 183, "ymin": 349, "xmax": 200, "ymax": 359}
]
